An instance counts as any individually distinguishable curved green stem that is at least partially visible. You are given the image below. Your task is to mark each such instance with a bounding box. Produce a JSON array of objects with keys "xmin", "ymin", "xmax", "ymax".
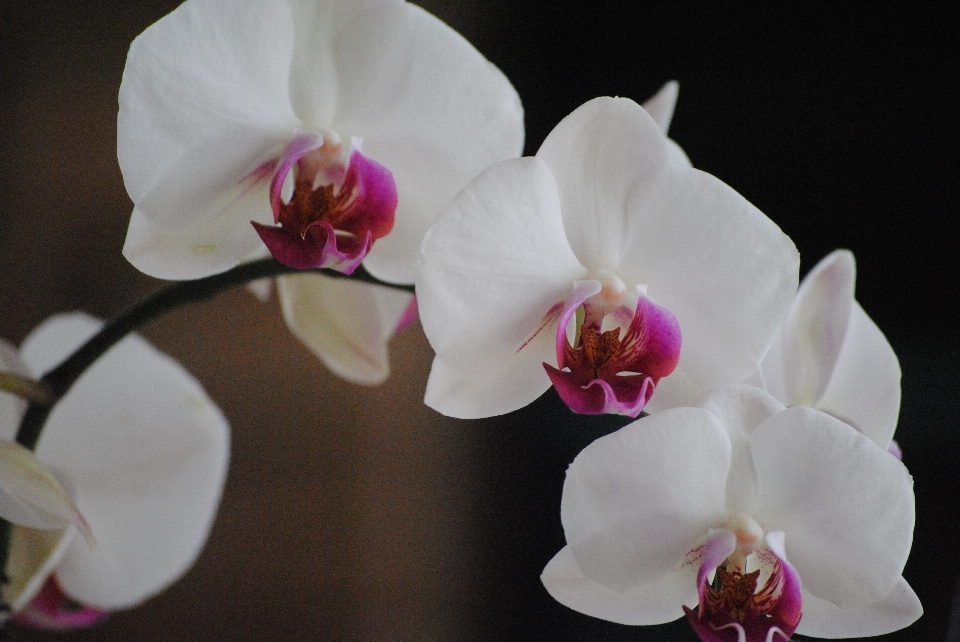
[{"xmin": 15, "ymin": 258, "xmax": 414, "ymax": 450}]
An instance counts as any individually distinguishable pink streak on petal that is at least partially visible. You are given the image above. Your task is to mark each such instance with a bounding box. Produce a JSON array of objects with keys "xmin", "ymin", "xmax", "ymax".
[
  {"xmin": 13, "ymin": 576, "xmax": 110, "ymax": 631},
  {"xmin": 269, "ymin": 131, "xmax": 325, "ymax": 221},
  {"xmin": 394, "ymin": 296, "xmax": 419, "ymax": 333},
  {"xmin": 544, "ymin": 365, "xmax": 654, "ymax": 416}
]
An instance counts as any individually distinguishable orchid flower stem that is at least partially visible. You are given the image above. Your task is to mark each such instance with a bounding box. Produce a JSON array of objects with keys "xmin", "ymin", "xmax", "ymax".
[{"xmin": 14, "ymin": 258, "xmax": 414, "ymax": 451}]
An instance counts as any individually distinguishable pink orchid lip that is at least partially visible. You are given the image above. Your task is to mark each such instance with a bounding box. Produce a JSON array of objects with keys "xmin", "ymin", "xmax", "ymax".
[
  {"xmin": 13, "ymin": 575, "xmax": 110, "ymax": 631},
  {"xmin": 252, "ymin": 132, "xmax": 398, "ymax": 273},
  {"xmin": 683, "ymin": 531, "xmax": 802, "ymax": 642},
  {"xmin": 542, "ymin": 280, "xmax": 681, "ymax": 417}
]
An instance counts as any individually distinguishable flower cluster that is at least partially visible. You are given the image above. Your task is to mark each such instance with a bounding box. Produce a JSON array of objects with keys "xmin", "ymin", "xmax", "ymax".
[{"xmin": 0, "ymin": 0, "xmax": 921, "ymax": 639}]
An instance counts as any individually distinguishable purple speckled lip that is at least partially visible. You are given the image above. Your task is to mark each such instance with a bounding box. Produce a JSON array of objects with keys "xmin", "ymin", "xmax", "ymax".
[
  {"xmin": 13, "ymin": 576, "xmax": 110, "ymax": 631},
  {"xmin": 684, "ymin": 531, "xmax": 802, "ymax": 642},
  {"xmin": 252, "ymin": 133, "xmax": 398, "ymax": 272},
  {"xmin": 542, "ymin": 284, "xmax": 681, "ymax": 416}
]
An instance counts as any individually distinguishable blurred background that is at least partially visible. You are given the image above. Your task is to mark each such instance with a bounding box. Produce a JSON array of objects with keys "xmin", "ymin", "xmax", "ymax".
[{"xmin": 0, "ymin": 1, "xmax": 957, "ymax": 640}]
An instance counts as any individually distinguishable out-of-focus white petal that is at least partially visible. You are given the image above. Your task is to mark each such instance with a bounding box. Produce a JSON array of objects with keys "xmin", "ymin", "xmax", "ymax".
[
  {"xmin": 4, "ymin": 526, "xmax": 74, "ymax": 612},
  {"xmin": 119, "ymin": 0, "xmax": 297, "ymax": 228},
  {"xmin": 329, "ymin": 2, "xmax": 523, "ymax": 284},
  {"xmin": 618, "ymin": 164, "xmax": 799, "ymax": 388},
  {"xmin": 781, "ymin": 249, "xmax": 856, "ymax": 407},
  {"xmin": 751, "ymin": 406, "xmax": 914, "ymax": 609},
  {"xmin": 561, "ymin": 408, "xmax": 729, "ymax": 592},
  {"xmin": 797, "ymin": 577, "xmax": 921, "ymax": 638},
  {"xmin": 418, "ymin": 157, "xmax": 586, "ymax": 380},
  {"xmin": 0, "ymin": 339, "xmax": 28, "ymax": 440},
  {"xmin": 541, "ymin": 545, "xmax": 698, "ymax": 626},
  {"xmin": 0, "ymin": 440, "xmax": 93, "ymax": 544},
  {"xmin": 275, "ymin": 273, "xmax": 412, "ymax": 385},
  {"xmin": 536, "ymin": 97, "xmax": 669, "ymax": 270},
  {"xmin": 21, "ymin": 313, "xmax": 229, "ymax": 610},
  {"xmin": 642, "ymin": 81, "xmax": 679, "ymax": 135},
  {"xmin": 698, "ymin": 386, "xmax": 784, "ymax": 515},
  {"xmin": 817, "ymin": 301, "xmax": 901, "ymax": 448}
]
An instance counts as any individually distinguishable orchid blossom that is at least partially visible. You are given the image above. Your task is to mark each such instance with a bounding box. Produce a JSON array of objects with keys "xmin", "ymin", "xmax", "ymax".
[
  {"xmin": 418, "ymin": 96, "xmax": 798, "ymax": 418},
  {"xmin": 0, "ymin": 314, "xmax": 229, "ymax": 629},
  {"xmin": 541, "ymin": 386, "xmax": 920, "ymax": 640},
  {"xmin": 761, "ymin": 249, "xmax": 902, "ymax": 453},
  {"xmin": 119, "ymin": 0, "xmax": 523, "ymax": 384}
]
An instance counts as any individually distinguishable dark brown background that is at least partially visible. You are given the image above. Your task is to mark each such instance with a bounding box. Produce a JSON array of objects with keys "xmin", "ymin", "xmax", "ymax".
[{"xmin": 0, "ymin": 1, "xmax": 958, "ymax": 640}]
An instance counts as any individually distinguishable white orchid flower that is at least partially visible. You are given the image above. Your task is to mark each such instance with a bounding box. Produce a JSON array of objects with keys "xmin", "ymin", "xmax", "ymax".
[
  {"xmin": 761, "ymin": 249, "xmax": 901, "ymax": 452},
  {"xmin": 0, "ymin": 314, "xmax": 229, "ymax": 630},
  {"xmin": 417, "ymin": 96, "xmax": 798, "ymax": 418},
  {"xmin": 541, "ymin": 386, "xmax": 920, "ymax": 640},
  {"xmin": 119, "ymin": 0, "xmax": 524, "ymax": 384}
]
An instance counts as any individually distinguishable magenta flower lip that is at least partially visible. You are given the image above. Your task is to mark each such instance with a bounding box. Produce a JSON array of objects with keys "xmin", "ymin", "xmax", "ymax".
[{"xmin": 253, "ymin": 147, "xmax": 397, "ymax": 272}]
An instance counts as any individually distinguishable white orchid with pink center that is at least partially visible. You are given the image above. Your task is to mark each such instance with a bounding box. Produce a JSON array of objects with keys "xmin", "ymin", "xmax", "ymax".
[
  {"xmin": 119, "ymin": 0, "xmax": 523, "ymax": 384},
  {"xmin": 0, "ymin": 314, "xmax": 228, "ymax": 630},
  {"xmin": 417, "ymin": 96, "xmax": 798, "ymax": 419},
  {"xmin": 541, "ymin": 386, "xmax": 920, "ymax": 641},
  {"xmin": 761, "ymin": 249, "xmax": 902, "ymax": 455}
]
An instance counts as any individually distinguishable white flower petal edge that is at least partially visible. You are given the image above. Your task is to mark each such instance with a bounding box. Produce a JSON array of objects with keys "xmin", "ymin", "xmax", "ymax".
[
  {"xmin": 17, "ymin": 313, "xmax": 229, "ymax": 610},
  {"xmin": 797, "ymin": 577, "xmax": 922, "ymax": 638},
  {"xmin": 275, "ymin": 272, "xmax": 413, "ymax": 385},
  {"xmin": 640, "ymin": 80, "xmax": 691, "ymax": 168},
  {"xmin": 761, "ymin": 249, "xmax": 901, "ymax": 448},
  {"xmin": 120, "ymin": 0, "xmax": 523, "ymax": 284}
]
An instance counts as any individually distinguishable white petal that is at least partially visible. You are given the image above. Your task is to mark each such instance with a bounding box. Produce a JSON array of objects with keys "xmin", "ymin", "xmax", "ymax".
[
  {"xmin": 0, "ymin": 439, "xmax": 93, "ymax": 543},
  {"xmin": 797, "ymin": 576, "xmax": 922, "ymax": 638},
  {"xmin": 561, "ymin": 408, "xmax": 729, "ymax": 591},
  {"xmin": 617, "ymin": 164, "xmax": 799, "ymax": 388},
  {"xmin": 418, "ymin": 157, "xmax": 586, "ymax": 381},
  {"xmin": 275, "ymin": 273, "xmax": 412, "ymax": 385},
  {"xmin": 119, "ymin": 0, "xmax": 297, "ymax": 228},
  {"xmin": 781, "ymin": 249, "xmax": 856, "ymax": 407},
  {"xmin": 0, "ymin": 339, "xmax": 28, "ymax": 441},
  {"xmin": 642, "ymin": 81, "xmax": 679, "ymax": 135},
  {"xmin": 123, "ymin": 196, "xmax": 273, "ymax": 279},
  {"xmin": 327, "ymin": 2, "xmax": 524, "ymax": 283},
  {"xmin": 4, "ymin": 526, "xmax": 74, "ymax": 612},
  {"xmin": 422, "ymin": 321, "xmax": 553, "ymax": 420},
  {"xmin": 22, "ymin": 313, "xmax": 229, "ymax": 609},
  {"xmin": 541, "ymin": 545, "xmax": 695, "ymax": 626},
  {"xmin": 751, "ymin": 406, "xmax": 914, "ymax": 609},
  {"xmin": 816, "ymin": 301, "xmax": 901, "ymax": 448},
  {"xmin": 698, "ymin": 386, "xmax": 784, "ymax": 515},
  {"xmin": 536, "ymin": 97, "xmax": 669, "ymax": 270}
]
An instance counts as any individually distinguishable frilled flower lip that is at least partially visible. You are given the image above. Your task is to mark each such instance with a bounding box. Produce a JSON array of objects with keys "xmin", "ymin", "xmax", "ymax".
[
  {"xmin": 683, "ymin": 531, "xmax": 802, "ymax": 642},
  {"xmin": 419, "ymin": 97, "xmax": 798, "ymax": 420},
  {"xmin": 543, "ymin": 281, "xmax": 680, "ymax": 416},
  {"xmin": 252, "ymin": 139, "xmax": 397, "ymax": 272}
]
